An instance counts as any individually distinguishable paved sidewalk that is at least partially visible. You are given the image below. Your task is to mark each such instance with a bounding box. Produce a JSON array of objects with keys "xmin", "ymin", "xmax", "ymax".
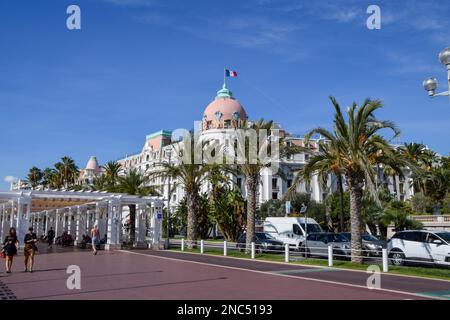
[{"xmin": 0, "ymin": 247, "xmax": 443, "ymax": 300}]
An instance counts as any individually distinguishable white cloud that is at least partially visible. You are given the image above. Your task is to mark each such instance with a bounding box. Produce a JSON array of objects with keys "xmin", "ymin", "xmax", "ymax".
[{"xmin": 4, "ymin": 176, "xmax": 19, "ymax": 184}]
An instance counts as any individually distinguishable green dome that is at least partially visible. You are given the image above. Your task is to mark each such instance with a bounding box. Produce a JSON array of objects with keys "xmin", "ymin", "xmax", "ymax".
[{"xmin": 216, "ymin": 83, "xmax": 233, "ymax": 99}]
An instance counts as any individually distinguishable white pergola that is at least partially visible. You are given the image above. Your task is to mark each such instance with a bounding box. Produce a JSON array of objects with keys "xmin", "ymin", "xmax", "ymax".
[{"xmin": 0, "ymin": 190, "xmax": 164, "ymax": 250}]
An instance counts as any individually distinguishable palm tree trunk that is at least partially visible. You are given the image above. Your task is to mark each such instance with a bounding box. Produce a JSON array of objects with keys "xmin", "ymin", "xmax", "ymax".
[
  {"xmin": 186, "ymin": 191, "xmax": 198, "ymax": 249},
  {"xmin": 392, "ymin": 175, "xmax": 398, "ymax": 200},
  {"xmin": 245, "ymin": 172, "xmax": 258, "ymax": 253},
  {"xmin": 325, "ymin": 194, "xmax": 333, "ymax": 232},
  {"xmin": 347, "ymin": 174, "xmax": 363, "ymax": 264},
  {"xmin": 129, "ymin": 204, "xmax": 136, "ymax": 243},
  {"xmin": 337, "ymin": 175, "xmax": 345, "ymax": 232}
]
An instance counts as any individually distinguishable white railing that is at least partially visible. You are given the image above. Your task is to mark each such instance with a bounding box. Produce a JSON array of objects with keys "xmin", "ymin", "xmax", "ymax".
[{"xmin": 168, "ymin": 238, "xmax": 450, "ymax": 272}]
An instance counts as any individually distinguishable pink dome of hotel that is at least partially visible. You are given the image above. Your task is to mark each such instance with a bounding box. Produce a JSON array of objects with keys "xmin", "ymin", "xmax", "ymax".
[
  {"xmin": 85, "ymin": 156, "xmax": 100, "ymax": 172},
  {"xmin": 203, "ymin": 84, "xmax": 248, "ymax": 130}
]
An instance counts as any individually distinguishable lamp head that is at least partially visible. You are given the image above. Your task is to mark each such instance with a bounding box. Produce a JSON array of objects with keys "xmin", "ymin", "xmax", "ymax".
[
  {"xmin": 423, "ymin": 77, "xmax": 438, "ymax": 96},
  {"xmin": 439, "ymin": 47, "xmax": 450, "ymax": 68}
]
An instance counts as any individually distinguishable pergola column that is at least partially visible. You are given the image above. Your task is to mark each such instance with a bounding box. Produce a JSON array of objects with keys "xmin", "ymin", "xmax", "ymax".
[
  {"xmin": 74, "ymin": 206, "xmax": 85, "ymax": 245},
  {"xmin": 150, "ymin": 202, "xmax": 163, "ymax": 249},
  {"xmin": 106, "ymin": 199, "xmax": 121, "ymax": 250},
  {"xmin": 0, "ymin": 204, "xmax": 5, "ymax": 240},
  {"xmin": 44, "ymin": 211, "xmax": 49, "ymax": 235},
  {"xmin": 55, "ymin": 209, "xmax": 63, "ymax": 240}
]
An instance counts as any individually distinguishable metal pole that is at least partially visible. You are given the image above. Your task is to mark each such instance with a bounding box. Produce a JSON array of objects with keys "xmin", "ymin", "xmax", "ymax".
[
  {"xmin": 285, "ymin": 243, "xmax": 289, "ymax": 263},
  {"xmin": 447, "ymin": 68, "xmax": 450, "ymax": 102},
  {"xmin": 328, "ymin": 245, "xmax": 333, "ymax": 267},
  {"xmin": 165, "ymin": 153, "xmax": 171, "ymax": 249},
  {"xmin": 304, "ymin": 209, "xmax": 308, "ymax": 258},
  {"xmin": 224, "ymin": 241, "xmax": 227, "ymax": 256},
  {"xmin": 181, "ymin": 238, "xmax": 185, "ymax": 251},
  {"xmin": 251, "ymin": 242, "xmax": 255, "ymax": 259},
  {"xmin": 382, "ymin": 249, "xmax": 389, "ymax": 272},
  {"xmin": 200, "ymin": 240, "xmax": 204, "ymax": 254}
]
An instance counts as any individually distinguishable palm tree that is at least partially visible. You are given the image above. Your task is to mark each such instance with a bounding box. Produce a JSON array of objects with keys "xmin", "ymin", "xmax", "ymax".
[
  {"xmin": 237, "ymin": 119, "xmax": 274, "ymax": 251},
  {"xmin": 236, "ymin": 119, "xmax": 298, "ymax": 252},
  {"xmin": 287, "ymin": 137, "xmax": 346, "ymax": 231},
  {"xmin": 55, "ymin": 156, "xmax": 79, "ymax": 188},
  {"xmin": 151, "ymin": 160, "xmax": 211, "ymax": 248},
  {"xmin": 116, "ymin": 169, "xmax": 157, "ymax": 243},
  {"xmin": 42, "ymin": 167, "xmax": 59, "ymax": 189},
  {"xmin": 298, "ymin": 97, "xmax": 402, "ymax": 263},
  {"xmin": 103, "ymin": 161, "xmax": 122, "ymax": 187},
  {"xmin": 27, "ymin": 167, "xmax": 43, "ymax": 189}
]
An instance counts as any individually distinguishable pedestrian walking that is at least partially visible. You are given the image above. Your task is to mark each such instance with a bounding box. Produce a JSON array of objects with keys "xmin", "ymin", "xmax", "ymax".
[
  {"xmin": 47, "ymin": 227, "xmax": 55, "ymax": 249},
  {"xmin": 24, "ymin": 227, "xmax": 38, "ymax": 272},
  {"xmin": 91, "ymin": 224, "xmax": 100, "ymax": 255},
  {"xmin": 2, "ymin": 228, "xmax": 19, "ymax": 273}
]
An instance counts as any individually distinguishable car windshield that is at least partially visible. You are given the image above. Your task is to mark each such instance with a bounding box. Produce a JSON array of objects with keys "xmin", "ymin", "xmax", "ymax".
[
  {"xmin": 329, "ymin": 234, "xmax": 348, "ymax": 242},
  {"xmin": 435, "ymin": 232, "xmax": 450, "ymax": 243},
  {"xmin": 256, "ymin": 233, "xmax": 274, "ymax": 240},
  {"xmin": 341, "ymin": 233, "xmax": 378, "ymax": 242},
  {"xmin": 362, "ymin": 234, "xmax": 379, "ymax": 241},
  {"xmin": 306, "ymin": 224, "xmax": 322, "ymax": 233}
]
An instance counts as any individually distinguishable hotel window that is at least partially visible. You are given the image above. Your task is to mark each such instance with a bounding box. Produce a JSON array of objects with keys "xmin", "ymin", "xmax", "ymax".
[
  {"xmin": 172, "ymin": 194, "xmax": 176, "ymax": 202},
  {"xmin": 304, "ymin": 153, "xmax": 309, "ymax": 161},
  {"xmin": 224, "ymin": 120, "xmax": 231, "ymax": 128},
  {"xmin": 272, "ymin": 178, "xmax": 278, "ymax": 189},
  {"xmin": 272, "ymin": 192, "xmax": 278, "ymax": 200},
  {"xmin": 146, "ymin": 154, "xmax": 149, "ymax": 161},
  {"xmin": 287, "ymin": 179, "xmax": 292, "ymax": 188},
  {"xmin": 399, "ymin": 183, "xmax": 404, "ymax": 194}
]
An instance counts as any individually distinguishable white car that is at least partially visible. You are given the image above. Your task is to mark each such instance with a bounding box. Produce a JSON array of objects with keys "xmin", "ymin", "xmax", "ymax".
[
  {"xmin": 263, "ymin": 217, "xmax": 323, "ymax": 250},
  {"xmin": 387, "ymin": 230, "xmax": 450, "ymax": 267}
]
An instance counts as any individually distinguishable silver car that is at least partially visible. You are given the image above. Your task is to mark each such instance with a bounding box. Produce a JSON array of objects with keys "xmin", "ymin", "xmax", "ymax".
[{"xmin": 303, "ymin": 233, "xmax": 351, "ymax": 260}]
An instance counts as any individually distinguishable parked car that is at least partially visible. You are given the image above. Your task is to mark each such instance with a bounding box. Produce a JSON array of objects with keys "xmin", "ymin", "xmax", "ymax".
[
  {"xmin": 236, "ymin": 232, "xmax": 284, "ymax": 253},
  {"xmin": 339, "ymin": 232, "xmax": 385, "ymax": 257},
  {"xmin": 387, "ymin": 230, "xmax": 450, "ymax": 267},
  {"xmin": 302, "ymin": 233, "xmax": 351, "ymax": 260},
  {"xmin": 263, "ymin": 217, "xmax": 323, "ymax": 251}
]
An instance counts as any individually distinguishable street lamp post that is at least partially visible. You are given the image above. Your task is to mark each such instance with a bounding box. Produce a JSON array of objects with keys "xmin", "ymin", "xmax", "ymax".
[
  {"xmin": 423, "ymin": 47, "xmax": 450, "ymax": 99},
  {"xmin": 165, "ymin": 150, "xmax": 172, "ymax": 249}
]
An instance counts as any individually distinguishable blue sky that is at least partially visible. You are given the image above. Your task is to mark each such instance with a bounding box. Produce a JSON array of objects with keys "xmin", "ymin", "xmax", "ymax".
[{"xmin": 1, "ymin": 0, "xmax": 450, "ymax": 190}]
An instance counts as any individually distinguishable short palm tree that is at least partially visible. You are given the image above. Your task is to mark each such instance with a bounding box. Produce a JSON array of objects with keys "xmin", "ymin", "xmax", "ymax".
[
  {"xmin": 103, "ymin": 161, "xmax": 122, "ymax": 187},
  {"xmin": 299, "ymin": 97, "xmax": 403, "ymax": 263},
  {"xmin": 116, "ymin": 169, "xmax": 157, "ymax": 243},
  {"xmin": 27, "ymin": 167, "xmax": 43, "ymax": 189},
  {"xmin": 55, "ymin": 156, "xmax": 79, "ymax": 188}
]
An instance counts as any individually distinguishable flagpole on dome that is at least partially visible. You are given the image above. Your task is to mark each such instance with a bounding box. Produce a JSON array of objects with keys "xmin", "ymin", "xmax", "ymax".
[{"xmin": 223, "ymin": 68, "xmax": 227, "ymax": 87}]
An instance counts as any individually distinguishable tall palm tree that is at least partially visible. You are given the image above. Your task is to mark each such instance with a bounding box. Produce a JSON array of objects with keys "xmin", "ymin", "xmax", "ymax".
[
  {"xmin": 236, "ymin": 119, "xmax": 298, "ymax": 252},
  {"xmin": 298, "ymin": 97, "xmax": 402, "ymax": 263},
  {"xmin": 116, "ymin": 169, "xmax": 157, "ymax": 243},
  {"xmin": 151, "ymin": 160, "xmax": 211, "ymax": 248},
  {"xmin": 27, "ymin": 167, "xmax": 43, "ymax": 189},
  {"xmin": 237, "ymin": 119, "xmax": 274, "ymax": 251}
]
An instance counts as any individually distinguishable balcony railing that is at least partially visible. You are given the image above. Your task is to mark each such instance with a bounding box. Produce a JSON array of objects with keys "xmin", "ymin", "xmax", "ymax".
[{"xmin": 409, "ymin": 215, "xmax": 450, "ymax": 223}]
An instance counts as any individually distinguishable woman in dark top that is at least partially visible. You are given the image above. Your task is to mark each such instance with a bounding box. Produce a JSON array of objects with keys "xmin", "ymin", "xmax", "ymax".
[
  {"xmin": 2, "ymin": 227, "xmax": 19, "ymax": 273},
  {"xmin": 24, "ymin": 227, "xmax": 38, "ymax": 273}
]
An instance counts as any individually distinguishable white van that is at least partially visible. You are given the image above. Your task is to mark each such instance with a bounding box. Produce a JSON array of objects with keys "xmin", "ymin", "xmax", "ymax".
[{"xmin": 263, "ymin": 217, "xmax": 323, "ymax": 250}]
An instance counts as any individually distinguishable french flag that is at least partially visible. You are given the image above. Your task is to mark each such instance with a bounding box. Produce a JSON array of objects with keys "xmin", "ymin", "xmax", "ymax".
[{"xmin": 225, "ymin": 69, "xmax": 238, "ymax": 77}]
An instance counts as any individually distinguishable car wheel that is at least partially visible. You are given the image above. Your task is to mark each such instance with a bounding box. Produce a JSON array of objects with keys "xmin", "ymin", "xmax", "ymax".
[{"xmin": 389, "ymin": 250, "xmax": 405, "ymax": 266}]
